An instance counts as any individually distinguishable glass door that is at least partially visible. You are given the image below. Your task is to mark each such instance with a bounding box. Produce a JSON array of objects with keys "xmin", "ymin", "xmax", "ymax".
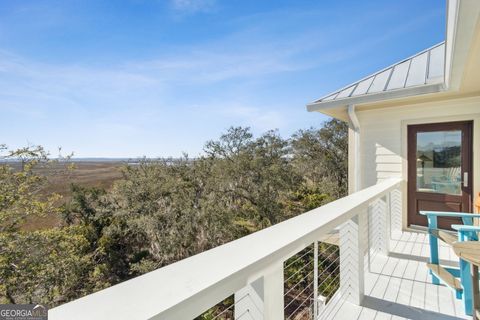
[{"xmin": 407, "ymin": 121, "xmax": 473, "ymax": 229}]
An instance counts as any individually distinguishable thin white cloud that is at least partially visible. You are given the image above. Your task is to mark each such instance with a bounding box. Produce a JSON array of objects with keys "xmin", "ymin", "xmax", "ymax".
[
  {"xmin": 221, "ymin": 106, "xmax": 285, "ymax": 133},
  {"xmin": 0, "ymin": 2, "xmax": 440, "ymax": 105},
  {"xmin": 0, "ymin": 51, "xmax": 163, "ymax": 109},
  {"xmin": 0, "ymin": 2, "xmax": 443, "ymax": 157},
  {"xmin": 131, "ymin": 49, "xmax": 308, "ymax": 84},
  {"xmin": 170, "ymin": 0, "xmax": 216, "ymax": 14}
]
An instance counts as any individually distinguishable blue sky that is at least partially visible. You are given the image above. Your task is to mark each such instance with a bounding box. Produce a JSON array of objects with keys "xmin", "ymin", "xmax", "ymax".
[{"xmin": 0, "ymin": 0, "xmax": 445, "ymax": 158}]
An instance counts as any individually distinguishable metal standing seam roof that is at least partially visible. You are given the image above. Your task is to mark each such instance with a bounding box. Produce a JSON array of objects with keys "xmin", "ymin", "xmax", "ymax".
[{"xmin": 311, "ymin": 42, "xmax": 446, "ymax": 105}]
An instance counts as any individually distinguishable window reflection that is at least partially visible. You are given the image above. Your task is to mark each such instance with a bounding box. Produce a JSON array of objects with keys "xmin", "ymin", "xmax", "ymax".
[{"xmin": 416, "ymin": 130, "xmax": 462, "ymax": 195}]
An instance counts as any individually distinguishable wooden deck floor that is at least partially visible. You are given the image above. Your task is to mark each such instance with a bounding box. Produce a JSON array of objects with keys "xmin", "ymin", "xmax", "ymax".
[{"xmin": 324, "ymin": 230, "xmax": 470, "ymax": 320}]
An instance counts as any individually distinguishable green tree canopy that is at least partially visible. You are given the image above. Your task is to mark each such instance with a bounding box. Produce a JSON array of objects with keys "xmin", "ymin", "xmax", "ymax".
[{"xmin": 0, "ymin": 118, "xmax": 348, "ymax": 308}]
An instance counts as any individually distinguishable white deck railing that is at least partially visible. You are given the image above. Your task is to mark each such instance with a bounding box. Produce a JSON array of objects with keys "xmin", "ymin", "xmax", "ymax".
[{"xmin": 49, "ymin": 178, "xmax": 403, "ymax": 320}]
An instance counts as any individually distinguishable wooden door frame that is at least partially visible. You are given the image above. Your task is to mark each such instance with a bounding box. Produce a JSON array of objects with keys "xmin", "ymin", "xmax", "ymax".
[{"xmin": 407, "ymin": 120, "xmax": 473, "ymax": 228}]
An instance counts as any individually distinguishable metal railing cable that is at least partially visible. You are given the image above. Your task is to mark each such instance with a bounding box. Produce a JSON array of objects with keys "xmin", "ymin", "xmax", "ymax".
[
  {"xmin": 285, "ymin": 291, "xmax": 314, "ymax": 320},
  {"xmin": 317, "ymin": 256, "xmax": 340, "ymax": 280},
  {"xmin": 317, "ymin": 264, "xmax": 340, "ymax": 289},
  {"xmin": 284, "ymin": 269, "xmax": 314, "ymax": 296},
  {"xmin": 284, "ymin": 279, "xmax": 313, "ymax": 311},
  {"xmin": 209, "ymin": 302, "xmax": 234, "ymax": 320},
  {"xmin": 284, "ymin": 247, "xmax": 314, "ymax": 270},
  {"xmin": 209, "ymin": 293, "xmax": 249, "ymax": 320},
  {"xmin": 284, "ymin": 259, "xmax": 314, "ymax": 283},
  {"xmin": 283, "ymin": 240, "xmax": 340, "ymax": 320}
]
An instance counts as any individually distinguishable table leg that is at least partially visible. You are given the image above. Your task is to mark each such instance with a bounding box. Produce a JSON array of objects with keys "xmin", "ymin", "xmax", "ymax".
[{"xmin": 472, "ymin": 264, "xmax": 479, "ymax": 320}]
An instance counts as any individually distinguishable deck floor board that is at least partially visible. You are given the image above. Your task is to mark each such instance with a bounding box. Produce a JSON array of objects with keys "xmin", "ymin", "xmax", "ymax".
[{"xmin": 329, "ymin": 230, "xmax": 470, "ymax": 320}]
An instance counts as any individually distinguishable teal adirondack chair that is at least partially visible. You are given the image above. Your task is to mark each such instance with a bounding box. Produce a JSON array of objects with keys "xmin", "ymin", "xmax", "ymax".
[{"xmin": 420, "ymin": 210, "xmax": 480, "ymax": 316}]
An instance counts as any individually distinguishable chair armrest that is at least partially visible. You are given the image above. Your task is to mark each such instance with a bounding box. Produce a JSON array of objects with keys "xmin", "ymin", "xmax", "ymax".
[
  {"xmin": 451, "ymin": 225, "xmax": 480, "ymax": 232},
  {"xmin": 451, "ymin": 224, "xmax": 480, "ymax": 241},
  {"xmin": 420, "ymin": 211, "xmax": 480, "ymax": 218}
]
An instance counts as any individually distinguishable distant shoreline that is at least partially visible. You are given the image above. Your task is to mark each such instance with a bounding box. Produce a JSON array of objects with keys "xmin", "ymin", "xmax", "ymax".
[{"xmin": 0, "ymin": 157, "xmax": 189, "ymax": 162}]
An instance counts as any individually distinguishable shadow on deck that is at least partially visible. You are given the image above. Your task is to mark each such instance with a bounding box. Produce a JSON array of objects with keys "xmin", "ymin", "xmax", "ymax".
[{"xmin": 325, "ymin": 230, "xmax": 469, "ymax": 320}]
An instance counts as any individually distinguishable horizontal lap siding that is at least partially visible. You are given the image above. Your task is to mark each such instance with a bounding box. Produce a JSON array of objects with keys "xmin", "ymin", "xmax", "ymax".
[
  {"xmin": 360, "ymin": 117, "xmax": 402, "ymax": 188},
  {"xmin": 355, "ymin": 96, "xmax": 480, "ymax": 190}
]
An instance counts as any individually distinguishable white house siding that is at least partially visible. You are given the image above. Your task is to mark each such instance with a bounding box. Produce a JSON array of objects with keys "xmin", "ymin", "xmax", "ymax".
[{"xmin": 351, "ymin": 95, "xmax": 480, "ymax": 229}]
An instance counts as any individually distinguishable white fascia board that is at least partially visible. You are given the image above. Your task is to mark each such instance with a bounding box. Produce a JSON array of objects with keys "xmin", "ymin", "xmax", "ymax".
[
  {"xmin": 445, "ymin": 0, "xmax": 480, "ymax": 91},
  {"xmin": 444, "ymin": 0, "xmax": 459, "ymax": 90},
  {"xmin": 306, "ymin": 82, "xmax": 445, "ymax": 113}
]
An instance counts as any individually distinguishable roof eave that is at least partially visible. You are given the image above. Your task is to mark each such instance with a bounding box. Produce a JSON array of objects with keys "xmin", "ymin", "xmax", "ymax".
[
  {"xmin": 444, "ymin": 0, "xmax": 480, "ymax": 91},
  {"xmin": 306, "ymin": 82, "xmax": 445, "ymax": 113}
]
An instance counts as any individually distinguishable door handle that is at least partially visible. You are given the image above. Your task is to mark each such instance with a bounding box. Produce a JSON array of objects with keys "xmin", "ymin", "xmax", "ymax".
[{"xmin": 464, "ymin": 172, "xmax": 469, "ymax": 188}]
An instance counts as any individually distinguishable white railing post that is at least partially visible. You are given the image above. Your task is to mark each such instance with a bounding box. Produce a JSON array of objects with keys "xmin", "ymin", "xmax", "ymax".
[
  {"xmin": 384, "ymin": 193, "xmax": 391, "ymax": 255},
  {"xmin": 234, "ymin": 262, "xmax": 284, "ymax": 320},
  {"xmin": 368, "ymin": 196, "xmax": 389, "ymax": 258},
  {"xmin": 339, "ymin": 209, "xmax": 367, "ymax": 305},
  {"xmin": 263, "ymin": 262, "xmax": 284, "ymax": 320},
  {"xmin": 235, "ymin": 278, "xmax": 263, "ymax": 320},
  {"xmin": 390, "ymin": 186, "xmax": 402, "ymax": 232}
]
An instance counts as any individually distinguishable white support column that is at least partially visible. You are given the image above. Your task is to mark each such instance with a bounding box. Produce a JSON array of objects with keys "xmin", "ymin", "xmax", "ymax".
[
  {"xmin": 339, "ymin": 209, "xmax": 367, "ymax": 305},
  {"xmin": 347, "ymin": 104, "xmax": 361, "ymax": 193},
  {"xmin": 234, "ymin": 262, "xmax": 284, "ymax": 320}
]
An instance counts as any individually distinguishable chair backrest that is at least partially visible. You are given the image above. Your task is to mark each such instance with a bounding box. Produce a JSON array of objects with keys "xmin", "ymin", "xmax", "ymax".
[{"xmin": 447, "ymin": 166, "xmax": 461, "ymax": 181}]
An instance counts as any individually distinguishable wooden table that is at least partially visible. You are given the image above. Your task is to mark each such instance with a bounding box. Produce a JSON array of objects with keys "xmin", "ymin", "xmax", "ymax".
[{"xmin": 453, "ymin": 241, "xmax": 480, "ymax": 319}]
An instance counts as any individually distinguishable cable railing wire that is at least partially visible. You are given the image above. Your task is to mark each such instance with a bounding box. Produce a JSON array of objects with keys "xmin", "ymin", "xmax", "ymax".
[
  {"xmin": 195, "ymin": 240, "xmax": 340, "ymax": 319},
  {"xmin": 317, "ymin": 264, "xmax": 341, "ymax": 289},
  {"xmin": 316, "ymin": 247, "xmax": 340, "ymax": 269},
  {"xmin": 284, "ymin": 269, "xmax": 314, "ymax": 297},
  {"xmin": 317, "ymin": 256, "xmax": 340, "ymax": 279},
  {"xmin": 235, "ymin": 309, "xmax": 252, "ymax": 320},
  {"xmin": 284, "ymin": 279, "xmax": 313, "ymax": 310},
  {"xmin": 283, "ymin": 240, "xmax": 340, "ymax": 320},
  {"xmin": 286, "ymin": 291, "xmax": 314, "ymax": 320},
  {"xmin": 284, "ymin": 247, "xmax": 314, "ymax": 270},
  {"xmin": 284, "ymin": 259, "xmax": 314, "ymax": 283},
  {"xmin": 209, "ymin": 293, "xmax": 250, "ymax": 320}
]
